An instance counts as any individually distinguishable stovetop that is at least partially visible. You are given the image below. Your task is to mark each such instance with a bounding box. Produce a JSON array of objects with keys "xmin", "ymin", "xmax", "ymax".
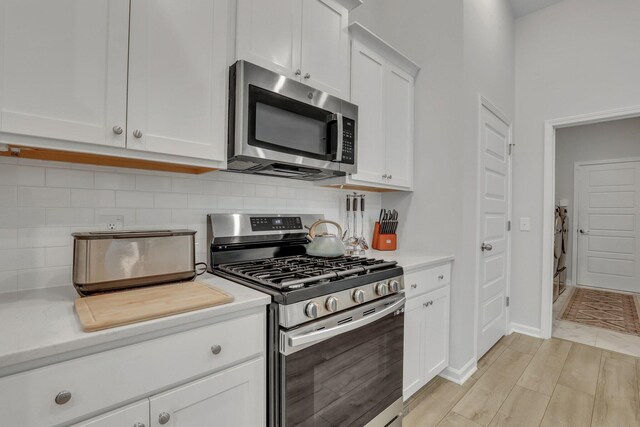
[{"xmin": 217, "ymin": 255, "xmax": 398, "ymax": 290}]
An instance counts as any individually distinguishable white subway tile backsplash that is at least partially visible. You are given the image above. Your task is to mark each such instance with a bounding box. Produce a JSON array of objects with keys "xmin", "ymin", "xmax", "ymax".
[
  {"xmin": 116, "ymin": 191, "xmax": 154, "ymax": 208},
  {"xmin": 0, "ymin": 271, "xmax": 18, "ymax": 293},
  {"xmin": 136, "ymin": 174, "xmax": 171, "ymax": 192},
  {"xmin": 46, "ymin": 208, "xmax": 94, "ymax": 226},
  {"xmin": 0, "ymin": 161, "xmax": 381, "ymax": 293},
  {"xmin": 18, "ymin": 187, "xmax": 70, "ymax": 207},
  {"xmin": 95, "ymin": 172, "xmax": 136, "ymax": 190},
  {"xmin": 46, "ymin": 168, "xmax": 93, "ymax": 188},
  {"xmin": 0, "ymin": 229, "xmax": 18, "ymax": 249},
  {"xmin": 18, "ymin": 227, "xmax": 71, "ymax": 248},
  {"xmin": 71, "ymin": 189, "xmax": 115, "ymax": 207},
  {"xmin": 0, "ymin": 186, "xmax": 17, "ymax": 207},
  {"xmin": 18, "ymin": 166, "xmax": 46, "ymax": 186}
]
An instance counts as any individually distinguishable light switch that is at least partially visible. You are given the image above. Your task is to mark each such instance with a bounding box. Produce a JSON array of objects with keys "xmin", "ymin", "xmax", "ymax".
[{"xmin": 520, "ymin": 217, "xmax": 531, "ymax": 232}]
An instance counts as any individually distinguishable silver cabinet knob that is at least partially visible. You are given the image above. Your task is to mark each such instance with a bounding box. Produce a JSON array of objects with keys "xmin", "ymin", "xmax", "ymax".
[
  {"xmin": 54, "ymin": 390, "xmax": 72, "ymax": 405},
  {"xmin": 158, "ymin": 412, "xmax": 171, "ymax": 425},
  {"xmin": 389, "ymin": 280, "xmax": 400, "ymax": 293},
  {"xmin": 325, "ymin": 296, "xmax": 339, "ymax": 312},
  {"xmin": 438, "ymin": 274, "xmax": 444, "ymax": 280},
  {"xmin": 305, "ymin": 302, "xmax": 319, "ymax": 319},
  {"xmin": 423, "ymin": 300, "xmax": 434, "ymax": 308},
  {"xmin": 352, "ymin": 289, "xmax": 365, "ymax": 304},
  {"xmin": 411, "ymin": 284, "xmax": 417, "ymax": 289},
  {"xmin": 376, "ymin": 282, "xmax": 389, "ymax": 296},
  {"xmin": 132, "ymin": 129, "xmax": 143, "ymax": 138},
  {"xmin": 133, "ymin": 423, "xmax": 146, "ymax": 427},
  {"xmin": 304, "ymin": 73, "xmax": 311, "ymax": 79},
  {"xmin": 481, "ymin": 242, "xmax": 493, "ymax": 252},
  {"xmin": 382, "ymin": 174, "xmax": 388, "ymax": 179},
  {"xmin": 211, "ymin": 344, "xmax": 222, "ymax": 355},
  {"xmin": 388, "ymin": 174, "xmax": 393, "ymax": 179},
  {"xmin": 112, "ymin": 125, "xmax": 123, "ymax": 135},
  {"xmin": 295, "ymin": 69, "xmax": 302, "ymax": 76}
]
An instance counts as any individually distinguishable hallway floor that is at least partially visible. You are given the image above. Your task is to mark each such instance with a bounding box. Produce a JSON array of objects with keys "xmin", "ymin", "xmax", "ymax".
[
  {"xmin": 553, "ymin": 285, "xmax": 640, "ymax": 357},
  {"xmin": 404, "ymin": 333, "xmax": 640, "ymax": 427}
]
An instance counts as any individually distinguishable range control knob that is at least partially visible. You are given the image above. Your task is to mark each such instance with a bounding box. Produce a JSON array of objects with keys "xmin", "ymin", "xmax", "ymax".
[
  {"xmin": 376, "ymin": 282, "xmax": 389, "ymax": 296},
  {"xmin": 325, "ymin": 296, "xmax": 339, "ymax": 312},
  {"xmin": 389, "ymin": 280, "xmax": 400, "ymax": 293},
  {"xmin": 305, "ymin": 302, "xmax": 320, "ymax": 319},
  {"xmin": 352, "ymin": 289, "xmax": 365, "ymax": 304}
]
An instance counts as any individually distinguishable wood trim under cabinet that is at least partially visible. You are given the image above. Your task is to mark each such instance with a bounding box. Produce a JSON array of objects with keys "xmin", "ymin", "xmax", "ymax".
[{"xmin": 0, "ymin": 145, "xmax": 218, "ymax": 175}]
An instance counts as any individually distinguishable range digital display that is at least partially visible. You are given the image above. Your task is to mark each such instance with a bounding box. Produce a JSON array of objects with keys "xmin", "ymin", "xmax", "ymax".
[{"xmin": 250, "ymin": 216, "xmax": 302, "ymax": 231}]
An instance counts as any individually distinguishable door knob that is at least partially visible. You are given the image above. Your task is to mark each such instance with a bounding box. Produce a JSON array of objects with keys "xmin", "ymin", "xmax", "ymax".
[
  {"xmin": 211, "ymin": 344, "xmax": 222, "ymax": 355},
  {"xmin": 132, "ymin": 129, "xmax": 143, "ymax": 138},
  {"xmin": 579, "ymin": 229, "xmax": 589, "ymax": 235},
  {"xmin": 481, "ymin": 242, "xmax": 493, "ymax": 252},
  {"xmin": 112, "ymin": 125, "xmax": 123, "ymax": 135},
  {"xmin": 295, "ymin": 69, "xmax": 302, "ymax": 76},
  {"xmin": 304, "ymin": 73, "xmax": 311, "ymax": 79},
  {"xmin": 54, "ymin": 390, "xmax": 72, "ymax": 405},
  {"xmin": 158, "ymin": 412, "xmax": 171, "ymax": 425}
]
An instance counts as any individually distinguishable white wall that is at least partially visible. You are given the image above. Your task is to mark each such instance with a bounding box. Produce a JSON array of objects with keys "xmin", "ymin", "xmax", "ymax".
[
  {"xmin": 0, "ymin": 158, "xmax": 381, "ymax": 293},
  {"xmin": 512, "ymin": 0, "xmax": 640, "ymax": 331},
  {"xmin": 352, "ymin": 0, "xmax": 514, "ymax": 375},
  {"xmin": 555, "ymin": 117, "xmax": 640, "ymax": 283}
]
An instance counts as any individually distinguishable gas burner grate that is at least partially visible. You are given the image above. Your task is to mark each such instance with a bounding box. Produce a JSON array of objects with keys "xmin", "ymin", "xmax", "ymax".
[{"xmin": 217, "ymin": 255, "xmax": 397, "ymax": 290}]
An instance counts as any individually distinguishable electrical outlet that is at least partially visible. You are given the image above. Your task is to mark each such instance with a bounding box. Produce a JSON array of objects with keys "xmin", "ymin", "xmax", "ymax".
[
  {"xmin": 519, "ymin": 217, "xmax": 531, "ymax": 232},
  {"xmin": 99, "ymin": 215, "xmax": 124, "ymax": 231}
]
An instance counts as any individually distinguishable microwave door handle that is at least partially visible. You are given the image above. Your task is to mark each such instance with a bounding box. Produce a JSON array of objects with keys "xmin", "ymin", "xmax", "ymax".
[
  {"xmin": 330, "ymin": 113, "xmax": 343, "ymax": 162},
  {"xmin": 285, "ymin": 295, "xmax": 405, "ymax": 352}
]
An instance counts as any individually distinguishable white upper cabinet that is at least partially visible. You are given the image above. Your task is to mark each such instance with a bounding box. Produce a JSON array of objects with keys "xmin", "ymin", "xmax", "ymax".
[
  {"xmin": 322, "ymin": 22, "xmax": 419, "ymax": 192},
  {"xmin": 127, "ymin": 0, "xmax": 229, "ymax": 161},
  {"xmin": 236, "ymin": 0, "xmax": 349, "ymax": 98},
  {"xmin": 0, "ymin": 0, "xmax": 129, "ymax": 147}
]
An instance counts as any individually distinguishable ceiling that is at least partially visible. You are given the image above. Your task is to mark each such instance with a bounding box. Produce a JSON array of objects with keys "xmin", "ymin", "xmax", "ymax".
[{"xmin": 509, "ymin": 0, "xmax": 564, "ymax": 18}]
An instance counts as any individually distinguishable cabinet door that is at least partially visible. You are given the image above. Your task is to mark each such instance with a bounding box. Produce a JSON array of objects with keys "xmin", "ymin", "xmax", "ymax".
[
  {"xmin": 127, "ymin": 0, "xmax": 229, "ymax": 161},
  {"xmin": 149, "ymin": 358, "xmax": 265, "ymax": 427},
  {"xmin": 300, "ymin": 0, "xmax": 349, "ymax": 97},
  {"xmin": 384, "ymin": 63, "xmax": 414, "ymax": 189},
  {"xmin": 349, "ymin": 41, "xmax": 386, "ymax": 185},
  {"xmin": 70, "ymin": 400, "xmax": 149, "ymax": 427},
  {"xmin": 403, "ymin": 295, "xmax": 426, "ymax": 400},
  {"xmin": 0, "ymin": 0, "xmax": 129, "ymax": 147},
  {"xmin": 236, "ymin": 0, "xmax": 302, "ymax": 80},
  {"xmin": 423, "ymin": 286, "xmax": 450, "ymax": 384}
]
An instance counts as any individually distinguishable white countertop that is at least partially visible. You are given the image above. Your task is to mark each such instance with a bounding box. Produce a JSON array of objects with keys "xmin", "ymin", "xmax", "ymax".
[
  {"xmin": 367, "ymin": 250, "xmax": 454, "ymax": 273},
  {"xmin": 0, "ymin": 275, "xmax": 270, "ymax": 374}
]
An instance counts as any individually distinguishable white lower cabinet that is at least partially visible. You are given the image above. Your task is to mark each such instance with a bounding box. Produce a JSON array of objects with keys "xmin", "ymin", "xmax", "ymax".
[
  {"xmin": 70, "ymin": 400, "xmax": 149, "ymax": 427},
  {"xmin": 403, "ymin": 264, "xmax": 451, "ymax": 400},
  {"xmin": 149, "ymin": 358, "xmax": 264, "ymax": 427}
]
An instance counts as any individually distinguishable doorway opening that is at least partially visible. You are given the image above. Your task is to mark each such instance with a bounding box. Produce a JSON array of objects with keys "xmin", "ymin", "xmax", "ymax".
[{"xmin": 543, "ymin": 107, "xmax": 640, "ymax": 356}]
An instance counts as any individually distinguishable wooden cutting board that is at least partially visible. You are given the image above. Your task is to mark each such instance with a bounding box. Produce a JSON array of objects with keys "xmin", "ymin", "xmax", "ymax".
[{"xmin": 75, "ymin": 281, "xmax": 234, "ymax": 332}]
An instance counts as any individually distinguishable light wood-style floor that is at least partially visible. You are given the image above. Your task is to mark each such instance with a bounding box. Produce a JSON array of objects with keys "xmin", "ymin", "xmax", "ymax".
[{"xmin": 403, "ymin": 333, "xmax": 640, "ymax": 427}]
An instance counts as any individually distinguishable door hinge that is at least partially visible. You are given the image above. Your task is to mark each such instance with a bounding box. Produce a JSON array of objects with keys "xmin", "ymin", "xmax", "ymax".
[
  {"xmin": 507, "ymin": 220, "xmax": 511, "ymax": 231},
  {"xmin": 508, "ymin": 143, "xmax": 515, "ymax": 155},
  {"xmin": 506, "ymin": 296, "xmax": 510, "ymax": 307}
]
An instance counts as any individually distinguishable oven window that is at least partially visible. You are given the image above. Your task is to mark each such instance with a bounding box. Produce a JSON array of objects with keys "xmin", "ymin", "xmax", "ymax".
[
  {"xmin": 283, "ymin": 311, "xmax": 404, "ymax": 426},
  {"xmin": 248, "ymin": 85, "xmax": 335, "ymax": 161}
]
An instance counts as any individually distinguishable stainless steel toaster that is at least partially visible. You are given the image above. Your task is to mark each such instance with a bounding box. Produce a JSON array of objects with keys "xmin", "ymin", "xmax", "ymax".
[{"xmin": 72, "ymin": 230, "xmax": 196, "ymax": 295}]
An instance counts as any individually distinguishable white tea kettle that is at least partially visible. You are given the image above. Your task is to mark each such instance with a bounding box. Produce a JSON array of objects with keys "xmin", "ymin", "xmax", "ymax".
[{"xmin": 306, "ymin": 220, "xmax": 346, "ymax": 257}]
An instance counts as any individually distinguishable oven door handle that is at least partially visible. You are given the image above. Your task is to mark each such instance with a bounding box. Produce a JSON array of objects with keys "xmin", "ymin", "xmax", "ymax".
[{"xmin": 285, "ymin": 295, "xmax": 405, "ymax": 353}]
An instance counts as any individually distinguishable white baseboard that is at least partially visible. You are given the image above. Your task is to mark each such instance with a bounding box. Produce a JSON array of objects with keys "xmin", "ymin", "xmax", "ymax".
[
  {"xmin": 439, "ymin": 357, "xmax": 477, "ymax": 385},
  {"xmin": 509, "ymin": 322, "xmax": 542, "ymax": 338}
]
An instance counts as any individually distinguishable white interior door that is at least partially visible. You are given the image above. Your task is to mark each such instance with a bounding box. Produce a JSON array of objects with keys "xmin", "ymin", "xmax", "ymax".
[
  {"xmin": 478, "ymin": 105, "xmax": 510, "ymax": 358},
  {"xmin": 576, "ymin": 162, "xmax": 640, "ymax": 292}
]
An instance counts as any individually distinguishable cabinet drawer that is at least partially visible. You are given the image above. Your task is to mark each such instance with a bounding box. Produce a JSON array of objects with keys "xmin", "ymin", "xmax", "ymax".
[
  {"xmin": 0, "ymin": 312, "xmax": 264, "ymax": 427},
  {"xmin": 404, "ymin": 263, "xmax": 451, "ymax": 299}
]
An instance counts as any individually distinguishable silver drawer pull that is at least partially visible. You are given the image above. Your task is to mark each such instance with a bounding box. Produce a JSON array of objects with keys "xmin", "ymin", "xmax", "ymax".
[
  {"xmin": 438, "ymin": 274, "xmax": 444, "ymax": 280},
  {"xmin": 55, "ymin": 390, "xmax": 72, "ymax": 405},
  {"xmin": 211, "ymin": 344, "xmax": 222, "ymax": 355},
  {"xmin": 411, "ymin": 284, "xmax": 417, "ymax": 289},
  {"xmin": 159, "ymin": 412, "xmax": 171, "ymax": 425}
]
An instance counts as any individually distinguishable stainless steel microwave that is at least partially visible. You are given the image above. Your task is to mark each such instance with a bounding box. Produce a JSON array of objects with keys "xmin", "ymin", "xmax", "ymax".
[{"xmin": 227, "ymin": 60, "xmax": 358, "ymax": 180}]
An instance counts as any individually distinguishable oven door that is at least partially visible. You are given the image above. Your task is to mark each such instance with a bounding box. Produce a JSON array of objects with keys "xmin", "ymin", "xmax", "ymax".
[{"xmin": 279, "ymin": 294, "xmax": 405, "ymax": 427}]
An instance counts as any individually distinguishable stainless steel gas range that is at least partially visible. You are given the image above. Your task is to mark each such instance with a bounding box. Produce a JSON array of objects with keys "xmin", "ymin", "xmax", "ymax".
[{"xmin": 208, "ymin": 213, "xmax": 405, "ymax": 427}]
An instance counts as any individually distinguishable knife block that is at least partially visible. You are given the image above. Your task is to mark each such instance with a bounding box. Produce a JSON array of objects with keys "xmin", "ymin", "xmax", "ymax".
[{"xmin": 372, "ymin": 222, "xmax": 397, "ymax": 251}]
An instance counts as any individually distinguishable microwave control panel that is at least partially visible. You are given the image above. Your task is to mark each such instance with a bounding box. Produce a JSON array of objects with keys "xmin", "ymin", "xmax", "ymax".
[
  {"xmin": 341, "ymin": 117, "xmax": 356, "ymax": 165},
  {"xmin": 250, "ymin": 216, "xmax": 303, "ymax": 231}
]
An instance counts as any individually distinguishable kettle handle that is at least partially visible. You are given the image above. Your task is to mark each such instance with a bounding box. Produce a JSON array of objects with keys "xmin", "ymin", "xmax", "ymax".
[{"xmin": 308, "ymin": 220, "xmax": 343, "ymax": 239}]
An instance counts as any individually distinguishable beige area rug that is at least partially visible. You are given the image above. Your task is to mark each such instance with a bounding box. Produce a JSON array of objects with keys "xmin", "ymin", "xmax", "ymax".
[{"xmin": 560, "ymin": 287, "xmax": 640, "ymax": 336}]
